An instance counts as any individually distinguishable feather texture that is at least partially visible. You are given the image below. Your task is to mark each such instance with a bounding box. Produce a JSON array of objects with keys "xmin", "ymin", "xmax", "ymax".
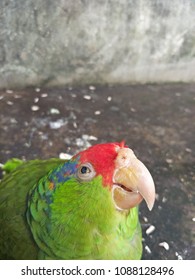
[{"xmin": 0, "ymin": 143, "xmax": 145, "ymax": 259}]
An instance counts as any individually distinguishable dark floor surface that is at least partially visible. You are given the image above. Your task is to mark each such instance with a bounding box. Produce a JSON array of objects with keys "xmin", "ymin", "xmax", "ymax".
[{"xmin": 0, "ymin": 83, "xmax": 194, "ymax": 259}]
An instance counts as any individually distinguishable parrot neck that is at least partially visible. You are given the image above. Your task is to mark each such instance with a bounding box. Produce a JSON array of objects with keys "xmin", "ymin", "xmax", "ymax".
[{"xmin": 27, "ymin": 175, "xmax": 141, "ymax": 259}]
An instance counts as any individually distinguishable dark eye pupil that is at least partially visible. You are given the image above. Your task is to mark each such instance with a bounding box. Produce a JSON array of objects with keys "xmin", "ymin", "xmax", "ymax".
[{"xmin": 81, "ymin": 166, "xmax": 88, "ymax": 174}]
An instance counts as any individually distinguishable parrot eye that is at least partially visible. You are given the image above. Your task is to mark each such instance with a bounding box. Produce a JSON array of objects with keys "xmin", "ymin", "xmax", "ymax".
[{"xmin": 77, "ymin": 163, "xmax": 96, "ymax": 181}]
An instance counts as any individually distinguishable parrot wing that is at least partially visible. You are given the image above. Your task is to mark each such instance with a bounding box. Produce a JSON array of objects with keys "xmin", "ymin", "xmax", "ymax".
[
  {"xmin": 0, "ymin": 158, "xmax": 65, "ymax": 259},
  {"xmin": 1, "ymin": 158, "xmax": 24, "ymax": 175}
]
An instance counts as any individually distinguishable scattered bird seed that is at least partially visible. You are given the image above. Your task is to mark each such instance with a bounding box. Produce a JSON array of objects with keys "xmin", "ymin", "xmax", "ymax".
[
  {"xmin": 50, "ymin": 108, "xmax": 60, "ymax": 114},
  {"xmin": 41, "ymin": 93, "xmax": 48, "ymax": 98},
  {"xmin": 49, "ymin": 119, "xmax": 67, "ymax": 129},
  {"xmin": 14, "ymin": 94, "xmax": 21, "ymax": 99},
  {"xmin": 34, "ymin": 97, "xmax": 39, "ymax": 103},
  {"xmin": 162, "ymin": 197, "xmax": 167, "ymax": 203},
  {"xmin": 73, "ymin": 122, "xmax": 77, "ymax": 128},
  {"xmin": 89, "ymin": 85, "xmax": 96, "ymax": 91},
  {"xmin": 39, "ymin": 134, "xmax": 48, "ymax": 140},
  {"xmin": 107, "ymin": 96, "xmax": 112, "ymax": 101},
  {"xmin": 82, "ymin": 135, "xmax": 98, "ymax": 141},
  {"xmin": 0, "ymin": 96, "xmax": 4, "ymax": 100},
  {"xmin": 94, "ymin": 110, "xmax": 101, "ymax": 115},
  {"xmin": 185, "ymin": 148, "xmax": 192, "ymax": 153},
  {"xmin": 131, "ymin": 107, "xmax": 136, "ymax": 112},
  {"xmin": 83, "ymin": 95, "xmax": 91, "ymax": 100},
  {"xmin": 145, "ymin": 245, "xmax": 152, "ymax": 254},
  {"xmin": 59, "ymin": 153, "xmax": 72, "ymax": 160},
  {"xmin": 166, "ymin": 158, "xmax": 173, "ymax": 164},
  {"xmin": 35, "ymin": 88, "xmax": 40, "ymax": 92},
  {"xmin": 7, "ymin": 101, "xmax": 14, "ymax": 105},
  {"xmin": 146, "ymin": 225, "xmax": 156, "ymax": 235},
  {"xmin": 143, "ymin": 216, "xmax": 148, "ymax": 222},
  {"xmin": 31, "ymin": 105, "xmax": 40, "ymax": 111},
  {"xmin": 175, "ymin": 252, "xmax": 183, "ymax": 260},
  {"xmin": 76, "ymin": 138, "xmax": 87, "ymax": 147},
  {"xmin": 75, "ymin": 135, "xmax": 97, "ymax": 149},
  {"xmin": 192, "ymin": 217, "xmax": 195, "ymax": 222},
  {"xmin": 159, "ymin": 242, "xmax": 170, "ymax": 251},
  {"xmin": 6, "ymin": 89, "xmax": 13, "ymax": 94},
  {"xmin": 10, "ymin": 118, "xmax": 18, "ymax": 124}
]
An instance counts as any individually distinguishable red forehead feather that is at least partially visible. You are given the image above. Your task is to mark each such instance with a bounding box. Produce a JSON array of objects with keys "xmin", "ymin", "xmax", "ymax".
[{"xmin": 75, "ymin": 142, "xmax": 127, "ymax": 186}]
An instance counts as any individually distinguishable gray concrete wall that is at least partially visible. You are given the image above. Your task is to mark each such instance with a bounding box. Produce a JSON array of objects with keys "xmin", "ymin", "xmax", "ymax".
[{"xmin": 0, "ymin": 0, "xmax": 195, "ymax": 88}]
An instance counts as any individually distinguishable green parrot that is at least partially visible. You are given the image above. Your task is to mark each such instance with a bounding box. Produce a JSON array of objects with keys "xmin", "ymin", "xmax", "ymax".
[{"xmin": 0, "ymin": 142, "xmax": 155, "ymax": 260}]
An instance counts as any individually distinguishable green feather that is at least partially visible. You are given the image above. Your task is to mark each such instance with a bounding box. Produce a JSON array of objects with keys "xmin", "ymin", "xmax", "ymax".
[
  {"xmin": 1, "ymin": 158, "xmax": 24, "ymax": 174},
  {"xmin": 0, "ymin": 158, "xmax": 142, "ymax": 260},
  {"xmin": 0, "ymin": 158, "xmax": 65, "ymax": 259}
]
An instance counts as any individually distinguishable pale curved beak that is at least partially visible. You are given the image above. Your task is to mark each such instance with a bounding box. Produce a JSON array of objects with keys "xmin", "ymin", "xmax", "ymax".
[{"xmin": 112, "ymin": 148, "xmax": 155, "ymax": 211}]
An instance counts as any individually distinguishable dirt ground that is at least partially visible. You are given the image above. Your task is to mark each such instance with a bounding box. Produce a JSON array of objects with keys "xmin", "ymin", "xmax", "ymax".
[{"xmin": 0, "ymin": 83, "xmax": 194, "ymax": 259}]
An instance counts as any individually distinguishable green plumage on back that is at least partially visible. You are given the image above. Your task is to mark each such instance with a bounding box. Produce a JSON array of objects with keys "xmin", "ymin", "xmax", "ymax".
[
  {"xmin": 1, "ymin": 158, "xmax": 24, "ymax": 174},
  {"xmin": 0, "ymin": 142, "xmax": 155, "ymax": 260},
  {"xmin": 0, "ymin": 158, "xmax": 65, "ymax": 259}
]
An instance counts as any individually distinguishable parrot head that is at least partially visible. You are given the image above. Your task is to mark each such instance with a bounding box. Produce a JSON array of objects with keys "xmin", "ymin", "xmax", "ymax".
[
  {"xmin": 71, "ymin": 141, "xmax": 155, "ymax": 211},
  {"xmin": 28, "ymin": 142, "xmax": 155, "ymax": 259}
]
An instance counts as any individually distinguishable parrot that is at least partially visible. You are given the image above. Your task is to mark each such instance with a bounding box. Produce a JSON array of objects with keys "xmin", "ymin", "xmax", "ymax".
[{"xmin": 0, "ymin": 142, "xmax": 155, "ymax": 260}]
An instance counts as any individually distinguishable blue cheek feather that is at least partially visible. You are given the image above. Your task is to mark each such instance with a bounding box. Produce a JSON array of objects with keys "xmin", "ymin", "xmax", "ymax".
[{"xmin": 48, "ymin": 159, "xmax": 79, "ymax": 187}]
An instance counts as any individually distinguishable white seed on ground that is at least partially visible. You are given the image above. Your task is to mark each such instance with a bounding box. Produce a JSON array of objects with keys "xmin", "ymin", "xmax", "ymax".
[
  {"xmin": 159, "ymin": 242, "xmax": 170, "ymax": 250},
  {"xmin": 34, "ymin": 97, "xmax": 39, "ymax": 103},
  {"xmin": 146, "ymin": 225, "xmax": 156, "ymax": 235},
  {"xmin": 14, "ymin": 94, "xmax": 21, "ymax": 99},
  {"xmin": 192, "ymin": 217, "xmax": 195, "ymax": 222},
  {"xmin": 73, "ymin": 122, "xmax": 77, "ymax": 128},
  {"xmin": 166, "ymin": 158, "xmax": 173, "ymax": 164},
  {"xmin": 131, "ymin": 107, "xmax": 136, "ymax": 112},
  {"xmin": 6, "ymin": 89, "xmax": 13, "ymax": 94},
  {"xmin": 49, "ymin": 119, "xmax": 67, "ymax": 129},
  {"xmin": 143, "ymin": 216, "xmax": 148, "ymax": 222},
  {"xmin": 41, "ymin": 93, "xmax": 48, "ymax": 98},
  {"xmin": 82, "ymin": 135, "xmax": 98, "ymax": 141},
  {"xmin": 94, "ymin": 110, "xmax": 101, "ymax": 115},
  {"xmin": 89, "ymin": 85, "xmax": 96, "ymax": 91},
  {"xmin": 162, "ymin": 197, "xmax": 167, "ymax": 203},
  {"xmin": 31, "ymin": 105, "xmax": 40, "ymax": 111},
  {"xmin": 145, "ymin": 245, "xmax": 152, "ymax": 254},
  {"xmin": 107, "ymin": 96, "xmax": 112, "ymax": 101},
  {"xmin": 7, "ymin": 101, "xmax": 14, "ymax": 105},
  {"xmin": 35, "ymin": 88, "xmax": 40, "ymax": 92},
  {"xmin": 83, "ymin": 95, "xmax": 91, "ymax": 100},
  {"xmin": 175, "ymin": 252, "xmax": 183, "ymax": 260},
  {"xmin": 59, "ymin": 153, "xmax": 72, "ymax": 160},
  {"xmin": 50, "ymin": 108, "xmax": 60, "ymax": 114},
  {"xmin": 10, "ymin": 118, "xmax": 18, "ymax": 124}
]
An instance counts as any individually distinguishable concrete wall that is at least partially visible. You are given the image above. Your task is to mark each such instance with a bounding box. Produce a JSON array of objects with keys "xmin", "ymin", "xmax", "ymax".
[{"xmin": 0, "ymin": 0, "xmax": 195, "ymax": 88}]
